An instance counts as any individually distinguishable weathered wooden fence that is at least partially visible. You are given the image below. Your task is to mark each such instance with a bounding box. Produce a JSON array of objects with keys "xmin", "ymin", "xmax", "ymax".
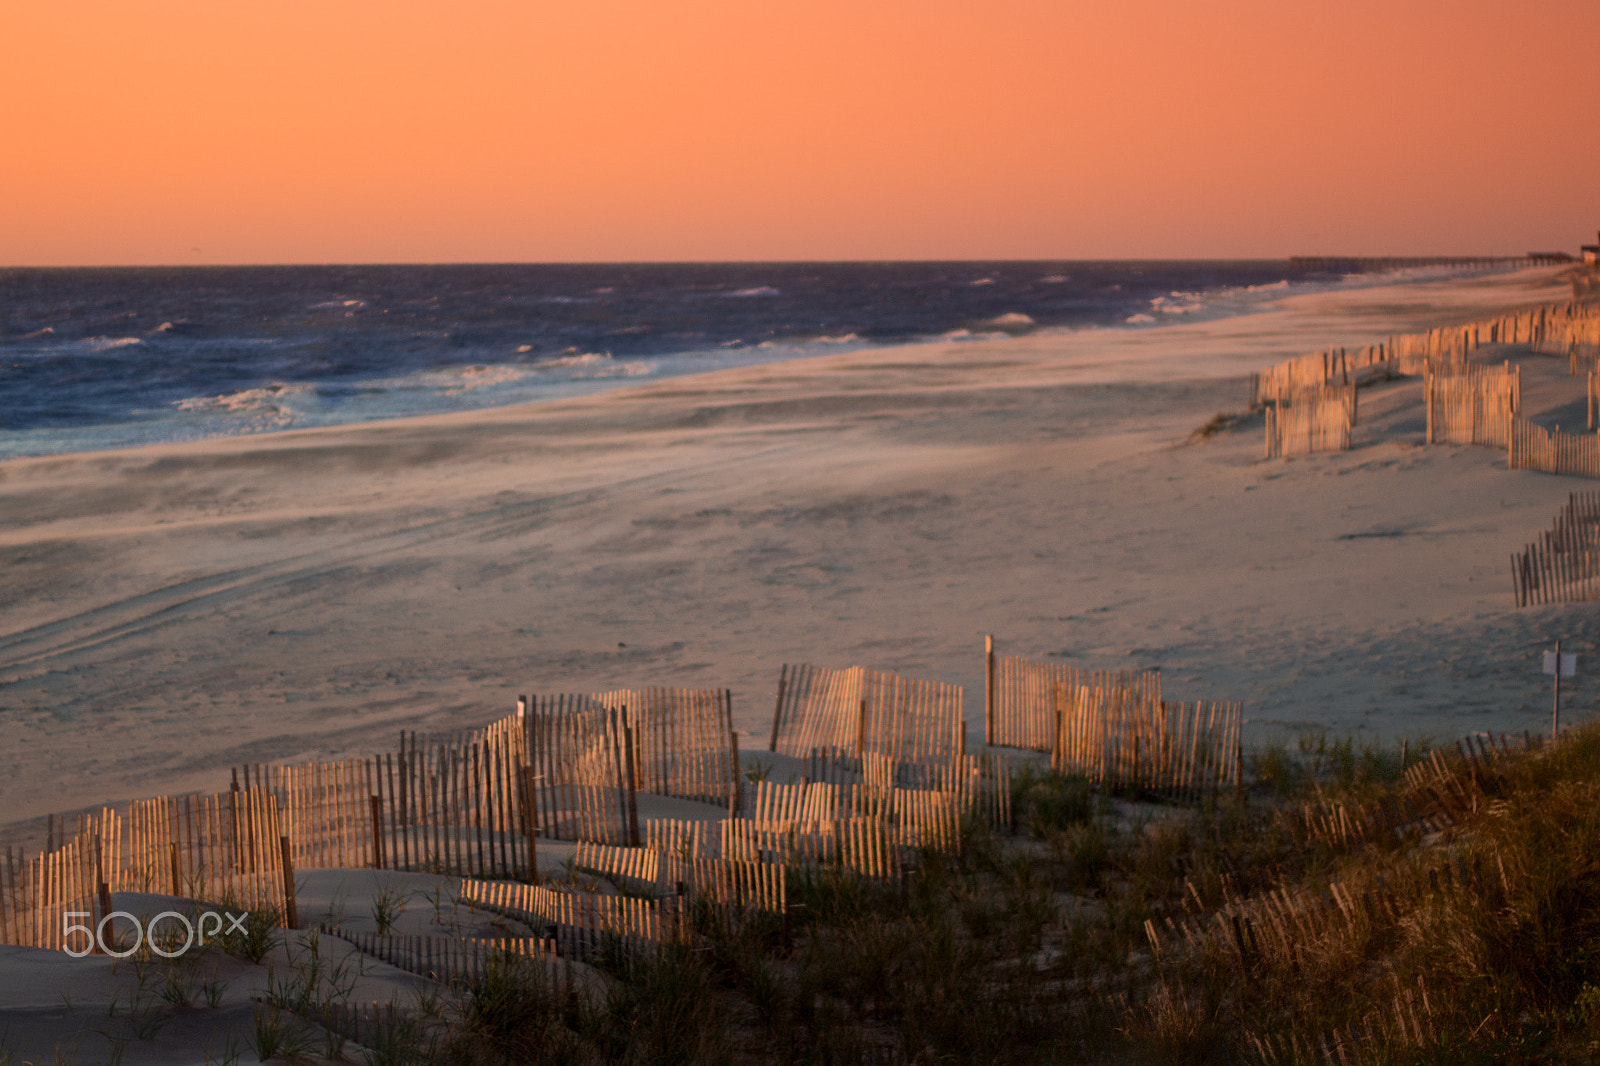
[
  {"xmin": 0, "ymin": 824, "xmax": 107, "ymax": 952},
  {"xmin": 1250, "ymin": 300, "xmax": 1600, "ymax": 409},
  {"xmin": 1052, "ymin": 691, "xmax": 1243, "ymax": 798},
  {"xmin": 1507, "ymin": 417, "xmax": 1600, "ymax": 478},
  {"xmin": 1, "ymin": 790, "xmax": 293, "ymax": 951},
  {"xmin": 985, "ymin": 645, "xmax": 1162, "ymax": 752},
  {"xmin": 457, "ymin": 879, "xmax": 669, "ymax": 960},
  {"xmin": 1251, "ymin": 349, "xmax": 1366, "ymax": 405},
  {"xmin": 123, "ymin": 789, "xmax": 293, "ymax": 914},
  {"xmin": 320, "ymin": 926, "xmax": 575, "ymax": 985},
  {"xmin": 1264, "ymin": 388, "xmax": 1355, "ymax": 458},
  {"xmin": 1529, "ymin": 301, "xmax": 1600, "ymax": 362},
  {"xmin": 518, "ymin": 696, "xmax": 640, "ymax": 847},
  {"xmin": 767, "ymin": 664, "xmax": 964, "ymax": 765},
  {"xmin": 1425, "ymin": 362, "xmax": 1519, "ymax": 447},
  {"xmin": 662, "ymin": 853, "xmax": 788, "ymax": 916},
  {"xmin": 591, "ymin": 688, "xmax": 739, "ymax": 808},
  {"xmin": 1510, "ymin": 491, "xmax": 1600, "ymax": 606},
  {"xmin": 236, "ymin": 727, "xmax": 536, "ymax": 880}
]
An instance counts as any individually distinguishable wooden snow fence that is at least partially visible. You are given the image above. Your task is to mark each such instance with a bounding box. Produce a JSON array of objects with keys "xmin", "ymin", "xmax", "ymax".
[
  {"xmin": 518, "ymin": 696, "xmax": 640, "ymax": 847},
  {"xmin": 718, "ymin": 813, "xmax": 897, "ymax": 878},
  {"xmin": 1528, "ymin": 301, "xmax": 1600, "ymax": 363},
  {"xmin": 457, "ymin": 879, "xmax": 670, "ymax": 961},
  {"xmin": 1248, "ymin": 329, "xmax": 1467, "ymax": 408},
  {"xmin": 0, "ymin": 819, "xmax": 111, "ymax": 951},
  {"xmin": 569, "ymin": 839, "xmax": 789, "ymax": 922},
  {"xmin": 3, "ymin": 792, "xmax": 292, "ymax": 951},
  {"xmin": 1052, "ymin": 690, "xmax": 1242, "ymax": 799},
  {"xmin": 1263, "ymin": 387, "xmax": 1355, "ymax": 458},
  {"xmin": 235, "ymin": 727, "xmax": 536, "ymax": 880},
  {"xmin": 663, "ymin": 853, "xmax": 788, "ymax": 917},
  {"xmin": 591, "ymin": 687, "xmax": 740, "ymax": 809},
  {"xmin": 1248, "ymin": 301, "xmax": 1600, "ymax": 411},
  {"xmin": 1507, "ymin": 417, "xmax": 1600, "ymax": 478},
  {"xmin": 123, "ymin": 789, "xmax": 293, "ymax": 916},
  {"xmin": 645, "ymin": 817, "xmax": 715, "ymax": 860},
  {"xmin": 321, "ymin": 926, "xmax": 578, "ymax": 990},
  {"xmin": 985, "ymin": 648, "xmax": 1162, "ymax": 752},
  {"xmin": 767, "ymin": 664, "xmax": 964, "ymax": 766},
  {"xmin": 1510, "ymin": 491, "xmax": 1600, "ymax": 606},
  {"xmin": 1424, "ymin": 361, "xmax": 1519, "ymax": 447},
  {"xmin": 1250, "ymin": 349, "xmax": 1360, "ymax": 406},
  {"xmin": 571, "ymin": 841, "xmax": 662, "ymax": 889}
]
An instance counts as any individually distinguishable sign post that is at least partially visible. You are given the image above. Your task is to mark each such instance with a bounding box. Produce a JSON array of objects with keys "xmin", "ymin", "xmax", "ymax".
[{"xmin": 1542, "ymin": 642, "xmax": 1577, "ymax": 738}]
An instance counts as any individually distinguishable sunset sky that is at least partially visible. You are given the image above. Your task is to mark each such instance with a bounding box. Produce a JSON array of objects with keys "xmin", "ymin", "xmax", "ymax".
[{"xmin": 3, "ymin": 1, "xmax": 1596, "ymax": 265}]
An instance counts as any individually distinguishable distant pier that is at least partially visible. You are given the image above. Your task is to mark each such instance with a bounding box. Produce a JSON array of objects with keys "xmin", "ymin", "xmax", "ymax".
[{"xmin": 1289, "ymin": 254, "xmax": 1571, "ymax": 274}]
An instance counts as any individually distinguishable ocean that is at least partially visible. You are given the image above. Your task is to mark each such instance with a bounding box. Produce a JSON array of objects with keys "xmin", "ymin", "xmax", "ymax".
[{"xmin": 0, "ymin": 260, "xmax": 1441, "ymax": 459}]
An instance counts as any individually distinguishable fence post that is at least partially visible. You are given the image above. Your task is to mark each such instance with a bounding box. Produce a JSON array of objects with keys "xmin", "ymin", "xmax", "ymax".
[
  {"xmin": 623, "ymin": 724, "xmax": 640, "ymax": 846},
  {"xmin": 1553, "ymin": 640, "xmax": 1563, "ymax": 740},
  {"xmin": 369, "ymin": 795, "xmax": 385, "ymax": 870},
  {"xmin": 728, "ymin": 730, "xmax": 741, "ymax": 815},
  {"xmin": 520, "ymin": 767, "xmax": 540, "ymax": 882},
  {"xmin": 1425, "ymin": 366, "xmax": 1433, "ymax": 443},
  {"xmin": 769, "ymin": 667, "xmax": 786, "ymax": 753},
  {"xmin": 279, "ymin": 835, "xmax": 299, "ymax": 929},
  {"xmin": 984, "ymin": 635, "xmax": 995, "ymax": 747}
]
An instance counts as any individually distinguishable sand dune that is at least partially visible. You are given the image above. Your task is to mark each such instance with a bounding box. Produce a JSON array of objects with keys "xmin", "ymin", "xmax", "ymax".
[{"xmin": 0, "ymin": 264, "xmax": 1588, "ymax": 834}]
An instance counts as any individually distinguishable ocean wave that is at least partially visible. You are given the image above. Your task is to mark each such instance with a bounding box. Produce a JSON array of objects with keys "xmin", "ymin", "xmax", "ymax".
[
  {"xmin": 173, "ymin": 383, "xmax": 310, "ymax": 424},
  {"xmin": 362, "ymin": 364, "xmax": 537, "ymax": 396},
  {"xmin": 83, "ymin": 336, "xmax": 143, "ymax": 352},
  {"xmin": 814, "ymin": 333, "xmax": 859, "ymax": 344},
  {"xmin": 1125, "ymin": 313, "xmax": 1157, "ymax": 324},
  {"xmin": 309, "ymin": 299, "xmax": 365, "ymax": 310},
  {"xmin": 718, "ymin": 286, "xmax": 780, "ymax": 298},
  {"xmin": 1149, "ymin": 293, "xmax": 1204, "ymax": 315},
  {"xmin": 983, "ymin": 312, "xmax": 1035, "ymax": 333},
  {"xmin": 545, "ymin": 353, "xmax": 652, "ymax": 378},
  {"xmin": 1039, "ymin": 275, "xmax": 1069, "ymax": 284},
  {"xmin": 969, "ymin": 277, "xmax": 995, "ymax": 286}
]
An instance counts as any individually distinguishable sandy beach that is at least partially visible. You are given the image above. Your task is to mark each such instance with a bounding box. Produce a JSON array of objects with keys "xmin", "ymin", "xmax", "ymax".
[{"xmin": 0, "ymin": 264, "xmax": 1589, "ymax": 836}]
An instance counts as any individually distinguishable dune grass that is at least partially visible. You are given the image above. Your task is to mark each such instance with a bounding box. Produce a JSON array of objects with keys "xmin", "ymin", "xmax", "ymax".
[{"xmin": 99, "ymin": 721, "xmax": 1600, "ymax": 1064}]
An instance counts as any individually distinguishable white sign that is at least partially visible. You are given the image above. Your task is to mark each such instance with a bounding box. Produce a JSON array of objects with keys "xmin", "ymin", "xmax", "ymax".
[{"xmin": 1543, "ymin": 651, "xmax": 1577, "ymax": 677}]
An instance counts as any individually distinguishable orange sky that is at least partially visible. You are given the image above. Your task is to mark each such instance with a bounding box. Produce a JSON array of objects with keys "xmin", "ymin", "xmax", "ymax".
[{"xmin": 2, "ymin": 1, "xmax": 1596, "ymax": 264}]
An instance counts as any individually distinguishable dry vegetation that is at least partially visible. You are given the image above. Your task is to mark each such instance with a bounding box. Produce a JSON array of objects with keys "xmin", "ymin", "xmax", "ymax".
[{"xmin": 41, "ymin": 722, "xmax": 1600, "ymax": 1066}]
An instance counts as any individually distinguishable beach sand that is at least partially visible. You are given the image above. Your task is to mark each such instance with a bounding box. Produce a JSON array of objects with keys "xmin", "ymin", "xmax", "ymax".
[{"xmin": 0, "ymin": 264, "xmax": 1590, "ymax": 839}]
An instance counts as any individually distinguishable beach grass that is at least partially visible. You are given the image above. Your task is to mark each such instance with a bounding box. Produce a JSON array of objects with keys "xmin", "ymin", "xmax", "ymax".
[{"xmin": 95, "ymin": 719, "xmax": 1586, "ymax": 1064}]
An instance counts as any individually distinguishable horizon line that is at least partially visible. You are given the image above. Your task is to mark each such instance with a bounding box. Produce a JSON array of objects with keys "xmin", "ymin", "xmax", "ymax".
[{"xmin": 0, "ymin": 253, "xmax": 1555, "ymax": 271}]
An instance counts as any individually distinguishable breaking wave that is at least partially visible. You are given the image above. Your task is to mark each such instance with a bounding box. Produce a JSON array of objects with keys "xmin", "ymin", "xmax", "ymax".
[{"xmin": 83, "ymin": 336, "xmax": 143, "ymax": 352}]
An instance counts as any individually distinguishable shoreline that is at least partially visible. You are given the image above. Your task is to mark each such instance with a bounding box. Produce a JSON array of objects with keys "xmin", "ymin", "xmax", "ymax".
[
  {"xmin": 0, "ymin": 261, "xmax": 1548, "ymax": 464},
  {"xmin": 0, "ymin": 263, "xmax": 1584, "ymax": 829}
]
